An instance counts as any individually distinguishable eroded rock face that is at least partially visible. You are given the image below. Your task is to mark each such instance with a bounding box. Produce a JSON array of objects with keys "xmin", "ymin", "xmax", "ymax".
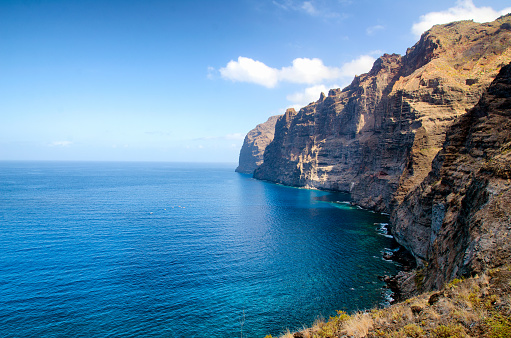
[
  {"xmin": 391, "ymin": 62, "xmax": 511, "ymax": 292},
  {"xmin": 235, "ymin": 114, "xmax": 282, "ymax": 174},
  {"xmin": 253, "ymin": 16, "xmax": 511, "ymax": 212}
]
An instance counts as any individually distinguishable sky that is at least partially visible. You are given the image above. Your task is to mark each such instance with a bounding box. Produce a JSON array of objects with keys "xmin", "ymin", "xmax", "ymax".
[{"xmin": 1, "ymin": 0, "xmax": 510, "ymax": 163}]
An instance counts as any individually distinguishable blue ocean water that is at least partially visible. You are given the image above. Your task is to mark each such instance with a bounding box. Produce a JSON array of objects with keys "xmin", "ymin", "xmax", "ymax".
[{"xmin": 0, "ymin": 161, "xmax": 399, "ymax": 337}]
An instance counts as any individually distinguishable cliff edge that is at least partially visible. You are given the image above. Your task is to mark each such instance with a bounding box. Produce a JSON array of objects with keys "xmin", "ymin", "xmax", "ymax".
[
  {"xmin": 253, "ymin": 15, "xmax": 511, "ymax": 213},
  {"xmin": 392, "ymin": 61, "xmax": 511, "ymax": 294},
  {"xmin": 236, "ymin": 114, "xmax": 282, "ymax": 174},
  {"xmin": 273, "ymin": 65, "xmax": 511, "ymax": 335}
]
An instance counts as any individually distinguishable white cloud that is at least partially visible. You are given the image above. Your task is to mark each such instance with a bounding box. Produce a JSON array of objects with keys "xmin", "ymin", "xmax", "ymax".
[
  {"xmin": 412, "ymin": 0, "xmax": 511, "ymax": 37},
  {"xmin": 340, "ymin": 55, "xmax": 377, "ymax": 78},
  {"xmin": 286, "ymin": 84, "xmax": 330, "ymax": 109},
  {"xmin": 366, "ymin": 24, "xmax": 385, "ymax": 35},
  {"xmin": 279, "ymin": 58, "xmax": 342, "ymax": 84},
  {"xmin": 283, "ymin": 55, "xmax": 377, "ymax": 109},
  {"xmin": 219, "ymin": 54, "xmax": 378, "ymax": 111},
  {"xmin": 49, "ymin": 141, "xmax": 72, "ymax": 147},
  {"xmin": 219, "ymin": 55, "xmax": 376, "ymax": 88},
  {"xmin": 219, "ymin": 57, "xmax": 279, "ymax": 88}
]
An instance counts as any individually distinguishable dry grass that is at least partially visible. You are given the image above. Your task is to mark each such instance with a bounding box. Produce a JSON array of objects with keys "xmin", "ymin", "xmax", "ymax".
[
  {"xmin": 274, "ymin": 266, "xmax": 511, "ymax": 338},
  {"xmin": 344, "ymin": 312, "xmax": 374, "ymax": 337}
]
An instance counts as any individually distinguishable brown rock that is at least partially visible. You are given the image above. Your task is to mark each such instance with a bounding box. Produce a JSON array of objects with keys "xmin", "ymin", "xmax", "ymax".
[
  {"xmin": 243, "ymin": 15, "xmax": 511, "ymax": 298},
  {"xmin": 392, "ymin": 61, "xmax": 511, "ymax": 292},
  {"xmin": 410, "ymin": 305, "xmax": 423, "ymax": 315},
  {"xmin": 253, "ymin": 15, "xmax": 511, "ymax": 214},
  {"xmin": 428, "ymin": 292, "xmax": 443, "ymax": 305},
  {"xmin": 235, "ymin": 114, "xmax": 281, "ymax": 174}
]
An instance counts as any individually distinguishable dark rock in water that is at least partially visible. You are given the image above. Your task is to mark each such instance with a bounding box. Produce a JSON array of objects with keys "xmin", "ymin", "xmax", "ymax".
[
  {"xmin": 382, "ymin": 252, "xmax": 393, "ymax": 260},
  {"xmin": 389, "ymin": 246, "xmax": 416, "ymax": 272},
  {"xmin": 236, "ymin": 114, "xmax": 281, "ymax": 175}
]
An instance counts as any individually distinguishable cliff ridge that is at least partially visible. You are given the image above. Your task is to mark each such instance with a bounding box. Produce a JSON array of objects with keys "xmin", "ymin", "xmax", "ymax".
[
  {"xmin": 236, "ymin": 114, "xmax": 282, "ymax": 174},
  {"xmin": 253, "ymin": 15, "xmax": 511, "ymax": 213}
]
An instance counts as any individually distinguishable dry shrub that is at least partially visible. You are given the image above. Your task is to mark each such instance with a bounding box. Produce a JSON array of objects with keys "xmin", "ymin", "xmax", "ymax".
[
  {"xmin": 371, "ymin": 303, "xmax": 414, "ymax": 328},
  {"xmin": 420, "ymin": 304, "xmax": 441, "ymax": 322},
  {"xmin": 279, "ymin": 329, "xmax": 294, "ymax": 338},
  {"xmin": 435, "ymin": 297, "xmax": 455, "ymax": 313},
  {"xmin": 344, "ymin": 312, "xmax": 374, "ymax": 338},
  {"xmin": 431, "ymin": 324, "xmax": 467, "ymax": 338},
  {"xmin": 400, "ymin": 323, "xmax": 425, "ymax": 337},
  {"xmin": 271, "ymin": 268, "xmax": 511, "ymax": 338},
  {"xmin": 486, "ymin": 312, "xmax": 511, "ymax": 338},
  {"xmin": 298, "ymin": 310, "xmax": 350, "ymax": 337}
]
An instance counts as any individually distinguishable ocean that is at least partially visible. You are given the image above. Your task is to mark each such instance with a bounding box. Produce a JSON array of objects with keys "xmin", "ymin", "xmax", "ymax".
[{"xmin": 0, "ymin": 161, "xmax": 399, "ymax": 337}]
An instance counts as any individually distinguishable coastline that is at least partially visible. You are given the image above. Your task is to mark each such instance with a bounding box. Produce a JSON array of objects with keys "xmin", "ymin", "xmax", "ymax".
[
  {"xmin": 251, "ymin": 175, "xmax": 417, "ymax": 311},
  {"xmin": 251, "ymin": 173, "xmax": 417, "ymax": 305}
]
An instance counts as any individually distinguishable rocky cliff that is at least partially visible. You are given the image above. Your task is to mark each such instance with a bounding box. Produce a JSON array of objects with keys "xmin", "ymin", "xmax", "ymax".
[
  {"xmin": 253, "ymin": 15, "xmax": 511, "ymax": 213},
  {"xmin": 236, "ymin": 114, "xmax": 282, "ymax": 174},
  {"xmin": 391, "ymin": 61, "xmax": 511, "ymax": 293}
]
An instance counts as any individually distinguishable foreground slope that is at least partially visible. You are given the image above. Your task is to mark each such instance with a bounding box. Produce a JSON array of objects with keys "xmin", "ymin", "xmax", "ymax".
[
  {"xmin": 254, "ymin": 15, "xmax": 511, "ymax": 213},
  {"xmin": 275, "ymin": 266, "xmax": 511, "ymax": 338}
]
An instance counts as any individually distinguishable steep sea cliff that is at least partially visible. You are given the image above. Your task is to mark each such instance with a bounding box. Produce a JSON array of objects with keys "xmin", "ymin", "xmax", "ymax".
[
  {"xmin": 236, "ymin": 114, "xmax": 281, "ymax": 174},
  {"xmin": 269, "ymin": 64, "xmax": 511, "ymax": 338},
  {"xmin": 392, "ymin": 61, "xmax": 511, "ymax": 295},
  {"xmin": 239, "ymin": 15, "xmax": 511, "ymax": 297}
]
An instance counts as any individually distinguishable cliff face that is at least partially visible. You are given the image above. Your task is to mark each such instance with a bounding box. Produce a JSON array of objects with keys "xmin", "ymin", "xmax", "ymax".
[
  {"xmin": 391, "ymin": 62, "xmax": 511, "ymax": 292},
  {"xmin": 235, "ymin": 114, "xmax": 281, "ymax": 174},
  {"xmin": 253, "ymin": 16, "xmax": 511, "ymax": 212}
]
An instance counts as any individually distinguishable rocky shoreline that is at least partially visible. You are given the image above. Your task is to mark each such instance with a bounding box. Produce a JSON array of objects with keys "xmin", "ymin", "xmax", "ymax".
[
  {"xmin": 240, "ymin": 15, "xmax": 511, "ymax": 298},
  {"xmin": 239, "ymin": 15, "xmax": 511, "ymax": 338}
]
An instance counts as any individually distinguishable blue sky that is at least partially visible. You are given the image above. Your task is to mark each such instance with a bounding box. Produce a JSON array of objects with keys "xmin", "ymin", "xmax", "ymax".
[{"xmin": 1, "ymin": 0, "xmax": 510, "ymax": 163}]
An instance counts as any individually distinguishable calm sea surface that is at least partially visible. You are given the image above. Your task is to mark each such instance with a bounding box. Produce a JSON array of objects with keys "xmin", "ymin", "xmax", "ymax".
[{"xmin": 0, "ymin": 161, "xmax": 399, "ymax": 337}]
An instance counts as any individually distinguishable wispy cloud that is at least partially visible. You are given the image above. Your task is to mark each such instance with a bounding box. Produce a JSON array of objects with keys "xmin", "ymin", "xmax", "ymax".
[
  {"xmin": 301, "ymin": 1, "xmax": 318, "ymax": 15},
  {"xmin": 366, "ymin": 24, "xmax": 385, "ymax": 35},
  {"xmin": 219, "ymin": 54, "xmax": 376, "ymax": 88},
  {"xmin": 144, "ymin": 131, "xmax": 172, "ymax": 137},
  {"xmin": 194, "ymin": 133, "xmax": 245, "ymax": 141},
  {"xmin": 49, "ymin": 141, "xmax": 72, "ymax": 147},
  {"xmin": 207, "ymin": 66, "xmax": 216, "ymax": 80},
  {"xmin": 412, "ymin": 0, "xmax": 511, "ymax": 37},
  {"xmin": 224, "ymin": 133, "xmax": 245, "ymax": 140},
  {"xmin": 272, "ymin": 0, "xmax": 343, "ymax": 19}
]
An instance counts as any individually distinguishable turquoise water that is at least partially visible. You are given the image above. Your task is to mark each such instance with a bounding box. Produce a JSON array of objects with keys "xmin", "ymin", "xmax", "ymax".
[{"xmin": 0, "ymin": 161, "xmax": 398, "ymax": 337}]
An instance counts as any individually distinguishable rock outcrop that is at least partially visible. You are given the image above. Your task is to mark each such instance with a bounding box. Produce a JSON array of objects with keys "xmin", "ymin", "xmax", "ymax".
[
  {"xmin": 253, "ymin": 15, "xmax": 511, "ymax": 213},
  {"xmin": 235, "ymin": 114, "xmax": 282, "ymax": 174},
  {"xmin": 391, "ymin": 61, "xmax": 511, "ymax": 292}
]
